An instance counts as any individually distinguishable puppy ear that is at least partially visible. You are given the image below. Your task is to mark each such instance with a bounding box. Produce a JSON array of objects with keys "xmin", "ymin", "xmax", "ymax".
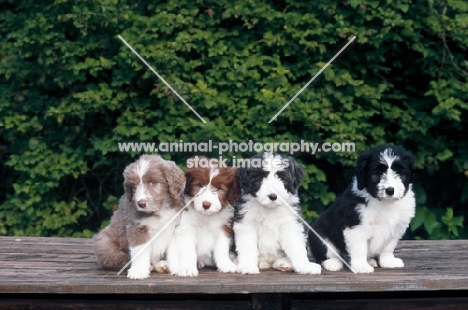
[
  {"xmin": 291, "ymin": 160, "xmax": 305, "ymax": 190},
  {"xmin": 236, "ymin": 167, "xmax": 250, "ymax": 195},
  {"xmin": 356, "ymin": 151, "xmax": 370, "ymax": 190},
  {"xmin": 226, "ymin": 168, "xmax": 241, "ymax": 206},
  {"xmin": 162, "ymin": 160, "xmax": 186, "ymax": 199},
  {"xmin": 183, "ymin": 168, "xmax": 197, "ymax": 197},
  {"xmin": 123, "ymin": 181, "xmax": 133, "ymax": 202},
  {"xmin": 403, "ymin": 152, "xmax": 415, "ymax": 183}
]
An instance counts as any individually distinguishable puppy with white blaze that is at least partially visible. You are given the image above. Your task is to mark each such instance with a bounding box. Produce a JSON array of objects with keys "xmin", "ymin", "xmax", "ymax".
[
  {"xmin": 233, "ymin": 153, "xmax": 321, "ymax": 275},
  {"xmin": 94, "ymin": 155, "xmax": 185, "ymax": 279},
  {"xmin": 308, "ymin": 144, "xmax": 415, "ymax": 274},
  {"xmin": 167, "ymin": 159, "xmax": 241, "ymax": 277}
]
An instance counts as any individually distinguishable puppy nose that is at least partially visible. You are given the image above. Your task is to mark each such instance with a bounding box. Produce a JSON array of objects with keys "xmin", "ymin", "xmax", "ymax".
[
  {"xmin": 268, "ymin": 194, "xmax": 277, "ymax": 201},
  {"xmin": 202, "ymin": 201, "xmax": 211, "ymax": 209},
  {"xmin": 137, "ymin": 199, "xmax": 146, "ymax": 208},
  {"xmin": 385, "ymin": 187, "xmax": 394, "ymax": 196}
]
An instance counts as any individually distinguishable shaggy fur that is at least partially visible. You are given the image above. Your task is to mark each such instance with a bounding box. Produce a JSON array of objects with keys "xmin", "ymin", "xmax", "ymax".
[
  {"xmin": 94, "ymin": 155, "xmax": 185, "ymax": 279},
  {"xmin": 308, "ymin": 144, "xmax": 415, "ymax": 273},
  {"xmin": 233, "ymin": 152, "xmax": 321, "ymax": 275},
  {"xmin": 167, "ymin": 159, "xmax": 241, "ymax": 277}
]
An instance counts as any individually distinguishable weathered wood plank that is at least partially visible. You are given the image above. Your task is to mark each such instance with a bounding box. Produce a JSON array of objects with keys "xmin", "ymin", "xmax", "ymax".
[
  {"xmin": 0, "ymin": 237, "xmax": 468, "ymax": 295},
  {"xmin": 292, "ymin": 297, "xmax": 468, "ymax": 310},
  {"xmin": 0, "ymin": 297, "xmax": 252, "ymax": 310},
  {"xmin": 0, "ymin": 295, "xmax": 467, "ymax": 310}
]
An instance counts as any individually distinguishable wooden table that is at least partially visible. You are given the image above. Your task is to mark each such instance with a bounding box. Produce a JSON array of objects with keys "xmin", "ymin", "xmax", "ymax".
[{"xmin": 0, "ymin": 237, "xmax": 467, "ymax": 309}]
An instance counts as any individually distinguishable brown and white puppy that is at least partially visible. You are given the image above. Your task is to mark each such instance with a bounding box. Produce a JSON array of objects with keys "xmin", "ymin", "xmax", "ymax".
[
  {"xmin": 167, "ymin": 159, "xmax": 241, "ymax": 277},
  {"xmin": 94, "ymin": 155, "xmax": 185, "ymax": 279}
]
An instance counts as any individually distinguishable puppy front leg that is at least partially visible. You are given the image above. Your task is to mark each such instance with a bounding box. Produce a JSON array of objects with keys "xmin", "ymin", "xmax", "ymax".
[
  {"xmin": 234, "ymin": 224, "xmax": 260, "ymax": 274},
  {"xmin": 379, "ymin": 237, "xmax": 404, "ymax": 268},
  {"xmin": 280, "ymin": 228, "xmax": 321, "ymax": 275},
  {"xmin": 127, "ymin": 243, "xmax": 151, "ymax": 279},
  {"xmin": 214, "ymin": 233, "xmax": 237, "ymax": 273},
  {"xmin": 174, "ymin": 231, "xmax": 199, "ymax": 277},
  {"xmin": 126, "ymin": 224, "xmax": 152, "ymax": 279},
  {"xmin": 344, "ymin": 227, "xmax": 374, "ymax": 274},
  {"xmin": 166, "ymin": 238, "xmax": 180, "ymax": 275}
]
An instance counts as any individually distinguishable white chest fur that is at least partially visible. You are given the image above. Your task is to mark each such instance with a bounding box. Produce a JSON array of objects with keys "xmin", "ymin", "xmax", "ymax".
[
  {"xmin": 181, "ymin": 206, "xmax": 234, "ymax": 258},
  {"xmin": 234, "ymin": 195, "xmax": 321, "ymax": 275},
  {"xmin": 136, "ymin": 208, "xmax": 178, "ymax": 259},
  {"xmin": 239, "ymin": 198, "xmax": 304, "ymax": 258},
  {"xmin": 346, "ymin": 189, "xmax": 415, "ymax": 256}
]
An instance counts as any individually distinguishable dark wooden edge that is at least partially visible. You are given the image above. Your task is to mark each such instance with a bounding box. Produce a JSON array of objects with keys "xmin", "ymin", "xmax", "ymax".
[{"xmin": 1, "ymin": 291, "xmax": 468, "ymax": 310}]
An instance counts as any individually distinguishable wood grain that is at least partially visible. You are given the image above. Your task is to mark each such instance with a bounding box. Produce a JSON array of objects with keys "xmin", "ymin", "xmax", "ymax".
[{"xmin": 1, "ymin": 237, "xmax": 468, "ymax": 295}]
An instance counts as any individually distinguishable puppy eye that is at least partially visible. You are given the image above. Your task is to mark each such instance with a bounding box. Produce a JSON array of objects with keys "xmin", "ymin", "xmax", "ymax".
[
  {"xmin": 276, "ymin": 171, "xmax": 287, "ymax": 179},
  {"xmin": 197, "ymin": 182, "xmax": 204, "ymax": 187},
  {"xmin": 377, "ymin": 165, "xmax": 387, "ymax": 173},
  {"xmin": 251, "ymin": 170, "xmax": 268, "ymax": 179},
  {"xmin": 148, "ymin": 181, "xmax": 156, "ymax": 186},
  {"xmin": 395, "ymin": 170, "xmax": 408, "ymax": 180}
]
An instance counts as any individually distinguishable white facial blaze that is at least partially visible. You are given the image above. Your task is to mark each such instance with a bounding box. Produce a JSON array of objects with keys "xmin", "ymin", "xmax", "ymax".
[
  {"xmin": 380, "ymin": 148, "xmax": 400, "ymax": 166},
  {"xmin": 192, "ymin": 168, "xmax": 222, "ymax": 215},
  {"xmin": 135, "ymin": 158, "xmax": 150, "ymax": 202},
  {"xmin": 378, "ymin": 149, "xmax": 406, "ymax": 200},
  {"xmin": 262, "ymin": 153, "xmax": 287, "ymax": 173},
  {"xmin": 255, "ymin": 153, "xmax": 290, "ymax": 208},
  {"xmin": 209, "ymin": 166, "xmax": 219, "ymax": 182},
  {"xmin": 257, "ymin": 172, "xmax": 289, "ymax": 208}
]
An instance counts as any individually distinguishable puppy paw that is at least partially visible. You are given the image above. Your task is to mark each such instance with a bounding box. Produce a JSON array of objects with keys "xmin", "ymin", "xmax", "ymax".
[
  {"xmin": 322, "ymin": 258, "xmax": 343, "ymax": 271},
  {"xmin": 379, "ymin": 257, "xmax": 404, "ymax": 268},
  {"xmin": 351, "ymin": 262, "xmax": 374, "ymax": 274},
  {"xmin": 294, "ymin": 262, "xmax": 322, "ymax": 275},
  {"xmin": 258, "ymin": 259, "xmax": 271, "ymax": 270},
  {"xmin": 217, "ymin": 261, "xmax": 237, "ymax": 273},
  {"xmin": 368, "ymin": 258, "xmax": 379, "ymax": 268},
  {"xmin": 153, "ymin": 260, "xmax": 169, "ymax": 274},
  {"xmin": 237, "ymin": 265, "xmax": 260, "ymax": 275},
  {"xmin": 127, "ymin": 266, "xmax": 151, "ymax": 280},
  {"xmin": 272, "ymin": 258, "xmax": 293, "ymax": 272},
  {"xmin": 176, "ymin": 268, "xmax": 199, "ymax": 277}
]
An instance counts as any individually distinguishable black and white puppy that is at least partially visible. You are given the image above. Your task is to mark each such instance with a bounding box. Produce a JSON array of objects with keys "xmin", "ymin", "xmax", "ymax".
[
  {"xmin": 309, "ymin": 144, "xmax": 415, "ymax": 274},
  {"xmin": 234, "ymin": 152, "xmax": 321, "ymax": 275}
]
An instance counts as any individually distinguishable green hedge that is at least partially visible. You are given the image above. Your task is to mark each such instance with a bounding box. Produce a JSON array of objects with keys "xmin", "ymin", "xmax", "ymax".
[{"xmin": 1, "ymin": 0, "xmax": 467, "ymax": 239}]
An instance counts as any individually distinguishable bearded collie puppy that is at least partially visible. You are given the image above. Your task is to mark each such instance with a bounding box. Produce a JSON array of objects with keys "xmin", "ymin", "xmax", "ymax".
[
  {"xmin": 167, "ymin": 159, "xmax": 241, "ymax": 277},
  {"xmin": 309, "ymin": 144, "xmax": 415, "ymax": 274},
  {"xmin": 233, "ymin": 152, "xmax": 321, "ymax": 275},
  {"xmin": 94, "ymin": 155, "xmax": 185, "ymax": 279}
]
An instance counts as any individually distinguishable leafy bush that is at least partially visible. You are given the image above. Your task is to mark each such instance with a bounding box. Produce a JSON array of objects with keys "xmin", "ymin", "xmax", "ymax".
[{"xmin": 0, "ymin": 0, "xmax": 467, "ymax": 239}]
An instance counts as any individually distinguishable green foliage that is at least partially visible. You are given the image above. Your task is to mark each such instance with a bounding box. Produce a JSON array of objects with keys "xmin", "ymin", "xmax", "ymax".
[
  {"xmin": 410, "ymin": 207, "xmax": 465, "ymax": 239},
  {"xmin": 0, "ymin": 0, "xmax": 467, "ymax": 238}
]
